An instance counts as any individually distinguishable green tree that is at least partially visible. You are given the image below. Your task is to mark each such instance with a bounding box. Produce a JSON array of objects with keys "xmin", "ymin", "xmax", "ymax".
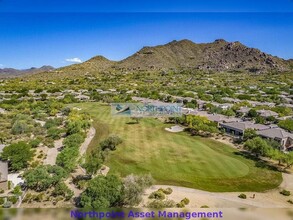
[
  {"xmin": 52, "ymin": 182, "xmax": 74, "ymax": 200},
  {"xmin": 24, "ymin": 165, "xmax": 67, "ymax": 192},
  {"xmin": 56, "ymin": 147, "xmax": 79, "ymax": 171},
  {"xmin": 243, "ymin": 128, "xmax": 257, "ymax": 141},
  {"xmin": 66, "ymin": 121, "xmax": 83, "ymax": 135},
  {"xmin": 83, "ymin": 149, "xmax": 104, "ymax": 175},
  {"xmin": 278, "ymin": 119, "xmax": 293, "ymax": 132},
  {"xmin": 122, "ymin": 174, "xmax": 154, "ymax": 206},
  {"xmin": 248, "ymin": 109, "xmax": 258, "ymax": 118},
  {"xmin": 11, "ymin": 120, "xmax": 29, "ymax": 135},
  {"xmin": 244, "ymin": 137, "xmax": 270, "ymax": 158},
  {"xmin": 1, "ymin": 142, "xmax": 34, "ymax": 171},
  {"xmin": 63, "ymin": 133, "xmax": 85, "ymax": 148},
  {"xmin": 80, "ymin": 175, "xmax": 123, "ymax": 209},
  {"xmin": 100, "ymin": 135, "xmax": 123, "ymax": 151},
  {"xmin": 272, "ymin": 106, "xmax": 292, "ymax": 117},
  {"xmin": 47, "ymin": 127, "xmax": 63, "ymax": 140},
  {"xmin": 185, "ymin": 115, "xmax": 218, "ymax": 134}
]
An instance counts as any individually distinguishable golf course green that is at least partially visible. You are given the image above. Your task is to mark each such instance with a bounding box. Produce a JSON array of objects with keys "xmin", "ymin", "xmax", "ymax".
[{"xmin": 70, "ymin": 102, "xmax": 282, "ymax": 192}]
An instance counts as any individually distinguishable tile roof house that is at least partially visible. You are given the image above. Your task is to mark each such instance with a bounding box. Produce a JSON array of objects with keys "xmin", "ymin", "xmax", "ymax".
[
  {"xmin": 186, "ymin": 111, "xmax": 241, "ymax": 125},
  {"xmin": 219, "ymin": 121, "xmax": 270, "ymax": 137},
  {"xmin": 257, "ymin": 128, "xmax": 293, "ymax": 151},
  {"xmin": 236, "ymin": 107, "xmax": 251, "ymax": 115},
  {"xmin": 256, "ymin": 110, "xmax": 279, "ymax": 118},
  {"xmin": 76, "ymin": 94, "xmax": 90, "ymax": 101}
]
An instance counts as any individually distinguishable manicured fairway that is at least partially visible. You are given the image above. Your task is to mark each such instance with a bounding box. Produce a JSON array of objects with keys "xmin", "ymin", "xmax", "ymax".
[{"xmin": 69, "ymin": 102, "xmax": 282, "ymax": 192}]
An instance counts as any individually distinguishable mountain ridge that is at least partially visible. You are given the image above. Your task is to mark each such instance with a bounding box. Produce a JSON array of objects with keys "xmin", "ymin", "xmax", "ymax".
[
  {"xmin": 0, "ymin": 65, "xmax": 54, "ymax": 78},
  {"xmin": 2, "ymin": 39, "xmax": 292, "ymax": 78},
  {"xmin": 57, "ymin": 39, "xmax": 291, "ymax": 74}
]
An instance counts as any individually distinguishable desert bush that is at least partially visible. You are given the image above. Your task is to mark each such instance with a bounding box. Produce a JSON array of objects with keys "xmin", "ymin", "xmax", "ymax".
[
  {"xmin": 181, "ymin": 197, "xmax": 190, "ymax": 205},
  {"xmin": 159, "ymin": 187, "xmax": 173, "ymax": 195},
  {"xmin": 147, "ymin": 199, "xmax": 176, "ymax": 208},
  {"xmin": 122, "ymin": 174, "xmax": 154, "ymax": 206},
  {"xmin": 280, "ymin": 189, "xmax": 291, "ymax": 196},
  {"xmin": 2, "ymin": 201, "xmax": 12, "ymax": 208},
  {"xmin": 176, "ymin": 201, "xmax": 185, "ymax": 208},
  {"xmin": 12, "ymin": 185, "xmax": 22, "ymax": 196},
  {"xmin": 201, "ymin": 205, "xmax": 209, "ymax": 208},
  {"xmin": 288, "ymin": 200, "xmax": 293, "ymax": 204},
  {"xmin": 8, "ymin": 196, "xmax": 18, "ymax": 204},
  {"xmin": 148, "ymin": 190, "xmax": 165, "ymax": 200},
  {"xmin": 29, "ymin": 138, "xmax": 42, "ymax": 148},
  {"xmin": 238, "ymin": 193, "xmax": 247, "ymax": 199}
]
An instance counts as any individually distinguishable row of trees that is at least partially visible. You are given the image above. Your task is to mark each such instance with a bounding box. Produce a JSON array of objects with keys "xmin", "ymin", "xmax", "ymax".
[
  {"xmin": 56, "ymin": 110, "xmax": 91, "ymax": 172},
  {"xmin": 244, "ymin": 136, "xmax": 293, "ymax": 169},
  {"xmin": 185, "ymin": 115, "xmax": 219, "ymax": 135},
  {"xmin": 1, "ymin": 142, "xmax": 34, "ymax": 171},
  {"xmin": 83, "ymin": 135, "xmax": 123, "ymax": 175},
  {"xmin": 23, "ymin": 165, "xmax": 74, "ymax": 201}
]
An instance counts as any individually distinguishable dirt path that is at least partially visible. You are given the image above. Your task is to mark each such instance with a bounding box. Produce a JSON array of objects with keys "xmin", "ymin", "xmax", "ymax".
[
  {"xmin": 79, "ymin": 127, "xmax": 96, "ymax": 156},
  {"xmin": 141, "ymin": 173, "xmax": 293, "ymax": 208},
  {"xmin": 43, "ymin": 138, "xmax": 64, "ymax": 165},
  {"xmin": 65, "ymin": 127, "xmax": 96, "ymax": 198}
]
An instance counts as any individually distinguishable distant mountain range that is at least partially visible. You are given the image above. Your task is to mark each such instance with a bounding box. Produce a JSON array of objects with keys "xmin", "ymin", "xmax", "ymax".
[
  {"xmin": 2, "ymin": 39, "xmax": 293, "ymax": 78},
  {"xmin": 58, "ymin": 39, "xmax": 292, "ymax": 74},
  {"xmin": 0, "ymin": 65, "xmax": 54, "ymax": 78}
]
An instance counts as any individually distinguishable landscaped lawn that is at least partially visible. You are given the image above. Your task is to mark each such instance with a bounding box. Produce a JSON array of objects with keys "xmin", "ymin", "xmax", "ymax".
[{"xmin": 69, "ymin": 102, "xmax": 282, "ymax": 192}]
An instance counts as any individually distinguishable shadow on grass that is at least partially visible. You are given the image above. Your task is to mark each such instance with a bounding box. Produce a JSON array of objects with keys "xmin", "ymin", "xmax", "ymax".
[
  {"xmin": 126, "ymin": 122, "xmax": 139, "ymax": 125},
  {"xmin": 234, "ymin": 151, "xmax": 280, "ymax": 172}
]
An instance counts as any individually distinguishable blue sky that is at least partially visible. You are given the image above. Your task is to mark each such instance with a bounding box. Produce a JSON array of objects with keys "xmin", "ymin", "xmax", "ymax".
[{"xmin": 0, "ymin": 1, "xmax": 292, "ymax": 69}]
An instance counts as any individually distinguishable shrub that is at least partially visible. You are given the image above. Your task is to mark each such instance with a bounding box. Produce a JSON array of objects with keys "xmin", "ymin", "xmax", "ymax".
[
  {"xmin": 147, "ymin": 199, "xmax": 176, "ymax": 208},
  {"xmin": 12, "ymin": 185, "xmax": 22, "ymax": 196},
  {"xmin": 0, "ymin": 189, "xmax": 4, "ymax": 194},
  {"xmin": 47, "ymin": 127, "xmax": 63, "ymax": 140},
  {"xmin": 8, "ymin": 181, "xmax": 12, "ymax": 190},
  {"xmin": 2, "ymin": 201, "xmax": 12, "ymax": 208},
  {"xmin": 0, "ymin": 197, "xmax": 4, "ymax": 205},
  {"xmin": 8, "ymin": 196, "xmax": 18, "ymax": 204},
  {"xmin": 176, "ymin": 201, "xmax": 185, "ymax": 208},
  {"xmin": 288, "ymin": 200, "xmax": 293, "ymax": 204},
  {"xmin": 100, "ymin": 135, "xmax": 123, "ymax": 151},
  {"xmin": 11, "ymin": 120, "xmax": 30, "ymax": 135},
  {"xmin": 181, "ymin": 197, "xmax": 190, "ymax": 205},
  {"xmin": 122, "ymin": 174, "xmax": 154, "ymax": 206},
  {"xmin": 159, "ymin": 187, "xmax": 173, "ymax": 195},
  {"xmin": 45, "ymin": 118, "xmax": 63, "ymax": 129},
  {"xmin": 238, "ymin": 193, "xmax": 247, "ymax": 199},
  {"xmin": 201, "ymin": 205, "xmax": 209, "ymax": 208},
  {"xmin": 22, "ymin": 193, "xmax": 32, "ymax": 203},
  {"xmin": 29, "ymin": 138, "xmax": 42, "ymax": 148},
  {"xmin": 43, "ymin": 138, "xmax": 54, "ymax": 148},
  {"xmin": 63, "ymin": 133, "xmax": 85, "ymax": 148},
  {"xmin": 148, "ymin": 190, "xmax": 165, "ymax": 200},
  {"xmin": 280, "ymin": 190, "xmax": 291, "ymax": 196}
]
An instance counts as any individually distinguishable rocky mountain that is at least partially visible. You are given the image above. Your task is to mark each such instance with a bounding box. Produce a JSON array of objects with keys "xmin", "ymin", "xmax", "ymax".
[
  {"xmin": 0, "ymin": 65, "xmax": 54, "ymax": 78},
  {"xmin": 4, "ymin": 39, "xmax": 292, "ymax": 78},
  {"xmin": 57, "ymin": 39, "xmax": 291, "ymax": 74},
  {"xmin": 117, "ymin": 39, "xmax": 290, "ymax": 73},
  {"xmin": 58, "ymin": 56, "xmax": 114, "ymax": 73}
]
